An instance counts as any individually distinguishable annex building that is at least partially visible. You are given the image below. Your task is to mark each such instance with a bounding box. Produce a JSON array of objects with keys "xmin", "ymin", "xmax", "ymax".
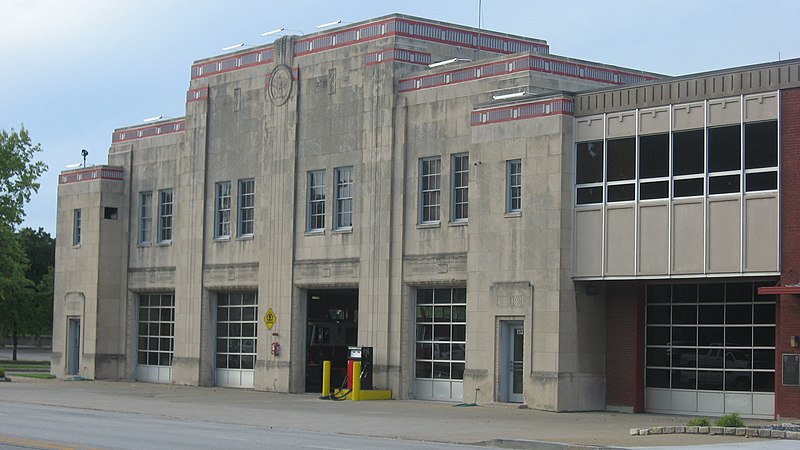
[{"xmin": 52, "ymin": 13, "xmax": 800, "ymax": 419}]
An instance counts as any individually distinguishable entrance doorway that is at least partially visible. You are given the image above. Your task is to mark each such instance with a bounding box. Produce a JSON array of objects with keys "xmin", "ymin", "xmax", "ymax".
[
  {"xmin": 501, "ymin": 321, "xmax": 524, "ymax": 403},
  {"xmin": 305, "ymin": 289, "xmax": 358, "ymax": 392},
  {"xmin": 67, "ymin": 318, "xmax": 81, "ymax": 375}
]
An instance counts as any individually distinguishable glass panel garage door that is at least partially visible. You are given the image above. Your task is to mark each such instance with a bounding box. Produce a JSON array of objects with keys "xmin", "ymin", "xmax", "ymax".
[
  {"xmin": 415, "ymin": 287, "xmax": 466, "ymax": 401},
  {"xmin": 136, "ymin": 293, "xmax": 174, "ymax": 383},
  {"xmin": 215, "ymin": 291, "xmax": 257, "ymax": 388},
  {"xmin": 645, "ymin": 281, "xmax": 775, "ymax": 418}
]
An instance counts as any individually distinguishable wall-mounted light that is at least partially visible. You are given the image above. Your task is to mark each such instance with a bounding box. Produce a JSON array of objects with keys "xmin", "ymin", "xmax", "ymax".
[
  {"xmin": 261, "ymin": 27, "xmax": 304, "ymax": 36},
  {"xmin": 492, "ymin": 91, "xmax": 526, "ymax": 101},
  {"xmin": 143, "ymin": 115, "xmax": 163, "ymax": 122},
  {"xmin": 428, "ymin": 57, "xmax": 471, "ymax": 68},
  {"xmin": 222, "ymin": 43, "xmax": 252, "ymax": 51},
  {"xmin": 316, "ymin": 20, "xmax": 343, "ymax": 29}
]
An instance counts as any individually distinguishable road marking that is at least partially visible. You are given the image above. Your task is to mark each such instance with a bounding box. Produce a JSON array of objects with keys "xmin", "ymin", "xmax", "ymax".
[
  {"xmin": 215, "ymin": 436, "xmax": 248, "ymax": 441},
  {"xmin": 0, "ymin": 435, "xmax": 103, "ymax": 450}
]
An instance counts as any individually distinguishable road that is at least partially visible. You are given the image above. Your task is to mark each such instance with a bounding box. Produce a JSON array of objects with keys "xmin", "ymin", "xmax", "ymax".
[{"xmin": 0, "ymin": 402, "xmax": 483, "ymax": 450}]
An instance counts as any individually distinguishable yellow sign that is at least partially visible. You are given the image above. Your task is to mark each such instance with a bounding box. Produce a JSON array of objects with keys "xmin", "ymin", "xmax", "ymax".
[{"xmin": 264, "ymin": 308, "xmax": 276, "ymax": 330}]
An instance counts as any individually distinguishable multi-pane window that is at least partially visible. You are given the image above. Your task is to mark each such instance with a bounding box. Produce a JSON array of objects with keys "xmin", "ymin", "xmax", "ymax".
[
  {"xmin": 73, "ymin": 209, "xmax": 82, "ymax": 246},
  {"xmin": 158, "ymin": 189, "xmax": 173, "ymax": 243},
  {"xmin": 507, "ymin": 159, "xmax": 522, "ymax": 213},
  {"xmin": 215, "ymin": 182, "xmax": 231, "ymax": 239},
  {"xmin": 419, "ymin": 157, "xmax": 441, "ymax": 224},
  {"xmin": 307, "ymin": 170, "xmax": 326, "ymax": 232},
  {"xmin": 137, "ymin": 294, "xmax": 175, "ymax": 367},
  {"xmin": 238, "ymin": 179, "xmax": 255, "ymax": 237},
  {"xmin": 576, "ymin": 116, "xmax": 779, "ymax": 205},
  {"xmin": 334, "ymin": 167, "xmax": 353, "ymax": 230},
  {"xmin": 451, "ymin": 154, "xmax": 469, "ymax": 222},
  {"xmin": 645, "ymin": 282, "xmax": 775, "ymax": 393},
  {"xmin": 139, "ymin": 192, "xmax": 152, "ymax": 245},
  {"xmin": 415, "ymin": 288, "xmax": 466, "ymax": 381},
  {"xmin": 216, "ymin": 292, "xmax": 258, "ymax": 371}
]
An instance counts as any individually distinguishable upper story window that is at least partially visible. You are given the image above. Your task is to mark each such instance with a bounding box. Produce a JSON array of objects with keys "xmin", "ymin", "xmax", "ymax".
[
  {"xmin": 139, "ymin": 191, "xmax": 152, "ymax": 245},
  {"xmin": 419, "ymin": 157, "xmax": 441, "ymax": 224},
  {"xmin": 506, "ymin": 159, "xmax": 521, "ymax": 213},
  {"xmin": 606, "ymin": 137, "xmax": 636, "ymax": 202},
  {"xmin": 575, "ymin": 141, "xmax": 603, "ymax": 205},
  {"xmin": 215, "ymin": 181, "xmax": 231, "ymax": 239},
  {"xmin": 672, "ymin": 129, "xmax": 705, "ymax": 198},
  {"xmin": 307, "ymin": 170, "xmax": 326, "ymax": 232},
  {"xmin": 451, "ymin": 154, "xmax": 469, "ymax": 222},
  {"xmin": 744, "ymin": 120, "xmax": 778, "ymax": 192},
  {"xmin": 639, "ymin": 133, "xmax": 669, "ymax": 200},
  {"xmin": 334, "ymin": 167, "xmax": 353, "ymax": 231},
  {"xmin": 158, "ymin": 189, "xmax": 173, "ymax": 243},
  {"xmin": 72, "ymin": 209, "xmax": 82, "ymax": 246},
  {"xmin": 707, "ymin": 125, "xmax": 741, "ymax": 195},
  {"xmin": 238, "ymin": 179, "xmax": 255, "ymax": 237}
]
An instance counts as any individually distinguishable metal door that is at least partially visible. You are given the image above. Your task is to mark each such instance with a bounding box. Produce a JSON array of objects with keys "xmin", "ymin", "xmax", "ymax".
[
  {"xmin": 502, "ymin": 321, "xmax": 524, "ymax": 403},
  {"xmin": 67, "ymin": 318, "xmax": 80, "ymax": 375}
]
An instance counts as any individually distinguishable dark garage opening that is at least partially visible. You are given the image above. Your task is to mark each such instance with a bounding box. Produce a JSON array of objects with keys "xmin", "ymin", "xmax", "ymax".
[{"xmin": 305, "ymin": 289, "xmax": 358, "ymax": 392}]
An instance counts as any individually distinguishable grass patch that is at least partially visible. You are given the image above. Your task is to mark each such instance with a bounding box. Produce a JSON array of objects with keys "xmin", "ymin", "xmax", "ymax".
[
  {"xmin": 0, "ymin": 361, "xmax": 50, "ymax": 370},
  {"xmin": 687, "ymin": 417, "xmax": 710, "ymax": 427},
  {"xmin": 714, "ymin": 413, "xmax": 744, "ymax": 428},
  {"xmin": 13, "ymin": 373, "xmax": 55, "ymax": 379}
]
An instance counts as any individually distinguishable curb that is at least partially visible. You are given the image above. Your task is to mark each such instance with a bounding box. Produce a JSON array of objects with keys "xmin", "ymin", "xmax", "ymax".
[{"xmin": 629, "ymin": 425, "xmax": 800, "ymax": 440}]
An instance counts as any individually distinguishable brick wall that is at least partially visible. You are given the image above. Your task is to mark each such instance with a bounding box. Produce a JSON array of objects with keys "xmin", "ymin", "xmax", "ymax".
[
  {"xmin": 605, "ymin": 281, "xmax": 645, "ymax": 412},
  {"xmin": 776, "ymin": 87, "xmax": 800, "ymax": 419}
]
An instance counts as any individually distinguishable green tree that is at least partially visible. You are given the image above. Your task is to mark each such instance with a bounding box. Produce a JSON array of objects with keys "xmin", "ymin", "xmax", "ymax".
[
  {"xmin": 17, "ymin": 227, "xmax": 55, "ymax": 337},
  {"xmin": 0, "ymin": 127, "xmax": 47, "ymax": 360}
]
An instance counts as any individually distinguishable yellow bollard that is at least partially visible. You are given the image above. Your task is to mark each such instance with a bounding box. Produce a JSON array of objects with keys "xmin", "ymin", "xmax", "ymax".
[
  {"xmin": 322, "ymin": 360, "xmax": 331, "ymax": 397},
  {"xmin": 351, "ymin": 360, "xmax": 361, "ymax": 401}
]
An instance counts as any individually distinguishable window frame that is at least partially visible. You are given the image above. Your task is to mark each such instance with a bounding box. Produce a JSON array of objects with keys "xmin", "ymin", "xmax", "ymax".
[
  {"xmin": 451, "ymin": 153, "xmax": 469, "ymax": 223},
  {"xmin": 307, "ymin": 170, "xmax": 326, "ymax": 232},
  {"xmin": 419, "ymin": 156, "xmax": 442, "ymax": 225},
  {"xmin": 506, "ymin": 159, "xmax": 522, "ymax": 214},
  {"xmin": 334, "ymin": 167, "xmax": 353, "ymax": 231},
  {"xmin": 139, "ymin": 191, "xmax": 153, "ymax": 245},
  {"xmin": 158, "ymin": 189, "xmax": 173, "ymax": 243},
  {"xmin": 72, "ymin": 209, "xmax": 82, "ymax": 246},
  {"xmin": 215, "ymin": 181, "xmax": 232, "ymax": 239},
  {"xmin": 238, "ymin": 179, "xmax": 255, "ymax": 237}
]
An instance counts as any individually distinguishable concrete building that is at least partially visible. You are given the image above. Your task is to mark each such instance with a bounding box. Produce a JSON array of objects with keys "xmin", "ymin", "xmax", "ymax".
[{"xmin": 52, "ymin": 13, "xmax": 800, "ymax": 419}]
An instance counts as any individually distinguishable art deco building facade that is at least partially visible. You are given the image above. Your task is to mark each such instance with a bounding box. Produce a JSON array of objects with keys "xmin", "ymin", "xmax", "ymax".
[{"xmin": 52, "ymin": 13, "xmax": 800, "ymax": 418}]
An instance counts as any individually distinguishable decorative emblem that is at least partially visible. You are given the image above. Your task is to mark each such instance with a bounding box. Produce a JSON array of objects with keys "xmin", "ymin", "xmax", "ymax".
[{"xmin": 269, "ymin": 64, "xmax": 293, "ymax": 106}]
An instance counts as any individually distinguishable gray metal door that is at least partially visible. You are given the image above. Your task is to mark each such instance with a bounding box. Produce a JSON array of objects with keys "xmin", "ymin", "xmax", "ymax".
[{"xmin": 67, "ymin": 318, "xmax": 80, "ymax": 375}]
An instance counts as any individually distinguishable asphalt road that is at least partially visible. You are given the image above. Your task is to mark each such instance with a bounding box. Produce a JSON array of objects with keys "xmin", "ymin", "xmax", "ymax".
[{"xmin": 0, "ymin": 402, "xmax": 485, "ymax": 450}]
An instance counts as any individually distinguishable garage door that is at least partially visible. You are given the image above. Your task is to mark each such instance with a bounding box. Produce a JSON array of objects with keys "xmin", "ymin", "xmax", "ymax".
[{"xmin": 645, "ymin": 281, "xmax": 775, "ymax": 418}]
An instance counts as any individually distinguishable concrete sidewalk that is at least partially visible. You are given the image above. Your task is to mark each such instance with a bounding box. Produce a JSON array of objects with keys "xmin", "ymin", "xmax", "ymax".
[{"xmin": 0, "ymin": 377, "xmax": 788, "ymax": 448}]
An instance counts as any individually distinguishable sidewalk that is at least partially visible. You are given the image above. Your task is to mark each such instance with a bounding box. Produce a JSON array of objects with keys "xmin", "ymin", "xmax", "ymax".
[{"xmin": 0, "ymin": 377, "xmax": 790, "ymax": 448}]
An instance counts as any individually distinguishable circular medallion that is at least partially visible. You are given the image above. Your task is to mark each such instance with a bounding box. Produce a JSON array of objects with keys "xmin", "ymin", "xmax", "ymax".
[{"xmin": 269, "ymin": 64, "xmax": 293, "ymax": 106}]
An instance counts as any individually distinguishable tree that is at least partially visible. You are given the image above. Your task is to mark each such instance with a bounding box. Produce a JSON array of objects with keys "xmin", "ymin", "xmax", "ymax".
[
  {"xmin": 0, "ymin": 127, "xmax": 47, "ymax": 360},
  {"xmin": 17, "ymin": 227, "xmax": 56, "ymax": 337}
]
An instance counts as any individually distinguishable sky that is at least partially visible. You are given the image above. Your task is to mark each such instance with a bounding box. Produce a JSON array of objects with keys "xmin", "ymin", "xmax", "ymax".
[{"xmin": 1, "ymin": 0, "xmax": 798, "ymax": 235}]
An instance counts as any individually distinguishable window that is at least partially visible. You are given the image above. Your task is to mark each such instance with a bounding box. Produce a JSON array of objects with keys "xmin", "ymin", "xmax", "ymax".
[
  {"xmin": 158, "ymin": 189, "xmax": 173, "ymax": 243},
  {"xmin": 606, "ymin": 137, "xmax": 636, "ymax": 202},
  {"xmin": 419, "ymin": 157, "xmax": 441, "ymax": 224},
  {"xmin": 104, "ymin": 207, "xmax": 118, "ymax": 220},
  {"xmin": 334, "ymin": 167, "xmax": 353, "ymax": 230},
  {"xmin": 507, "ymin": 159, "xmax": 522, "ymax": 213},
  {"xmin": 139, "ymin": 192, "xmax": 152, "ymax": 245},
  {"xmin": 745, "ymin": 120, "xmax": 778, "ymax": 192},
  {"xmin": 451, "ymin": 154, "xmax": 469, "ymax": 222},
  {"xmin": 672, "ymin": 129, "xmax": 705, "ymax": 198},
  {"xmin": 238, "ymin": 179, "xmax": 255, "ymax": 237},
  {"xmin": 72, "ymin": 209, "xmax": 81, "ymax": 246},
  {"xmin": 639, "ymin": 134, "xmax": 669, "ymax": 200},
  {"xmin": 575, "ymin": 141, "xmax": 603, "ymax": 204},
  {"xmin": 215, "ymin": 182, "xmax": 231, "ymax": 239},
  {"xmin": 216, "ymin": 292, "xmax": 258, "ymax": 371},
  {"xmin": 707, "ymin": 125, "xmax": 741, "ymax": 195},
  {"xmin": 137, "ymin": 294, "xmax": 175, "ymax": 367},
  {"xmin": 415, "ymin": 288, "xmax": 466, "ymax": 386},
  {"xmin": 307, "ymin": 170, "xmax": 326, "ymax": 232}
]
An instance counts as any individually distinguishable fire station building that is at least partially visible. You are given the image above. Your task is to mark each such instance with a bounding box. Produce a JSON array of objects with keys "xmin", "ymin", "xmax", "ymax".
[{"xmin": 52, "ymin": 13, "xmax": 800, "ymax": 419}]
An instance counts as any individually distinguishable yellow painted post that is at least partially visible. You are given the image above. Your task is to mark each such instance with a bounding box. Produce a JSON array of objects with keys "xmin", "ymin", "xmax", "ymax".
[
  {"xmin": 322, "ymin": 360, "xmax": 331, "ymax": 397},
  {"xmin": 351, "ymin": 360, "xmax": 361, "ymax": 401}
]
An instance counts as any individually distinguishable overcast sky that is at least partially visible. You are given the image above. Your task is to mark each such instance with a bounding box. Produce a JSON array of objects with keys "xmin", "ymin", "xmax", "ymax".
[{"xmin": 1, "ymin": 0, "xmax": 798, "ymax": 235}]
